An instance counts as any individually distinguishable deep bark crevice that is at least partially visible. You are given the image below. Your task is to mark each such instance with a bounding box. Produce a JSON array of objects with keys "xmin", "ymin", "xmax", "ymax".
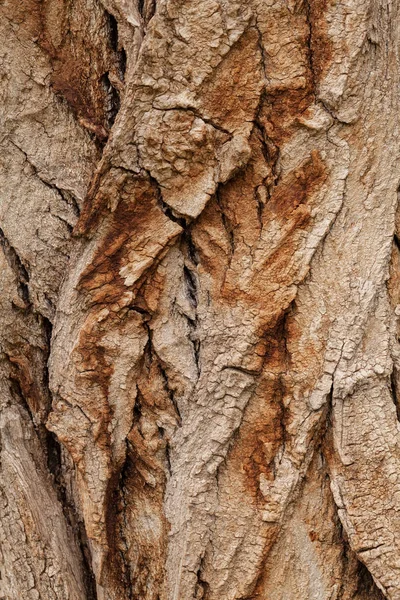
[
  {"xmin": 106, "ymin": 12, "xmax": 119, "ymax": 52},
  {"xmin": 100, "ymin": 72, "xmax": 121, "ymax": 129},
  {"xmin": 390, "ymin": 370, "xmax": 400, "ymax": 422},
  {"xmin": 118, "ymin": 47, "xmax": 127, "ymax": 81},
  {"xmin": 215, "ymin": 185, "xmax": 235, "ymax": 256},
  {"xmin": 0, "ymin": 227, "xmax": 31, "ymax": 308},
  {"xmin": 116, "ymin": 448, "xmax": 135, "ymax": 600},
  {"xmin": 354, "ymin": 560, "xmax": 386, "ymax": 599}
]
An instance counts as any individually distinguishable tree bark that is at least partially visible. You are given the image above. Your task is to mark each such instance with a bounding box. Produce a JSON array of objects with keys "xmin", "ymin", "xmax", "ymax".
[{"xmin": 1, "ymin": 0, "xmax": 400, "ymax": 598}]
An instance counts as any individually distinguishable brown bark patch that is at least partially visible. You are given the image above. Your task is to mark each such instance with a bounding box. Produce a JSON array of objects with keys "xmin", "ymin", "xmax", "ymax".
[
  {"xmin": 75, "ymin": 312, "xmax": 114, "ymax": 399},
  {"xmin": 38, "ymin": 0, "xmax": 123, "ymax": 136},
  {"xmin": 260, "ymin": 87, "xmax": 314, "ymax": 146},
  {"xmin": 199, "ymin": 26, "xmax": 264, "ymax": 132},
  {"xmin": 268, "ymin": 149, "xmax": 327, "ymax": 222},
  {"xmin": 105, "ymin": 356, "xmax": 176, "ymax": 599},
  {"xmin": 224, "ymin": 317, "xmax": 288, "ymax": 506},
  {"xmin": 3, "ymin": 0, "xmax": 43, "ymax": 38},
  {"xmin": 221, "ymin": 150, "xmax": 328, "ymax": 320},
  {"xmin": 308, "ymin": 0, "xmax": 333, "ymax": 85},
  {"xmin": 78, "ymin": 177, "xmax": 182, "ymax": 307},
  {"xmin": 76, "ymin": 167, "xmax": 128, "ymax": 236},
  {"xmin": 257, "ymin": 0, "xmax": 333, "ymax": 147},
  {"xmin": 7, "ymin": 348, "xmax": 50, "ymax": 422}
]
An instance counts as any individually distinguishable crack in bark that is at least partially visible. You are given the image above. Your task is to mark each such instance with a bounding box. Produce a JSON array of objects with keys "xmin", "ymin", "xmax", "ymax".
[
  {"xmin": 304, "ymin": 0, "xmax": 318, "ymax": 100},
  {"xmin": 100, "ymin": 72, "xmax": 121, "ymax": 129},
  {"xmin": 215, "ymin": 185, "xmax": 235, "ymax": 257},
  {"xmin": 152, "ymin": 105, "xmax": 233, "ymax": 139},
  {"xmin": 194, "ymin": 552, "xmax": 210, "ymax": 600},
  {"xmin": 143, "ymin": 321, "xmax": 182, "ymax": 425},
  {"xmin": 152, "ymin": 177, "xmax": 187, "ymax": 228},
  {"xmin": 304, "ymin": 0, "xmax": 348, "ymax": 125},
  {"xmin": 253, "ymin": 21, "xmax": 267, "ymax": 81},
  {"xmin": 181, "ymin": 235, "xmax": 201, "ymax": 377},
  {"xmin": 106, "ymin": 12, "xmax": 119, "ymax": 52},
  {"xmin": 8, "ymin": 139, "xmax": 81, "ymax": 216},
  {"xmin": 116, "ymin": 445, "xmax": 134, "ymax": 600},
  {"xmin": 43, "ymin": 317, "xmax": 99, "ymax": 600},
  {"xmin": 0, "ymin": 227, "xmax": 31, "ymax": 309},
  {"xmin": 390, "ymin": 370, "xmax": 400, "ymax": 422}
]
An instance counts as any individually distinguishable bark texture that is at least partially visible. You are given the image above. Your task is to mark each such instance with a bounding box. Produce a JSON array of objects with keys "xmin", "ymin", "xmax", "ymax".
[{"xmin": 1, "ymin": 0, "xmax": 400, "ymax": 598}]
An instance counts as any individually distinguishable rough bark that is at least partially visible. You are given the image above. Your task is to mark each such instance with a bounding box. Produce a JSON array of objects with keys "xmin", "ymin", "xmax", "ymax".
[{"xmin": 1, "ymin": 0, "xmax": 400, "ymax": 598}]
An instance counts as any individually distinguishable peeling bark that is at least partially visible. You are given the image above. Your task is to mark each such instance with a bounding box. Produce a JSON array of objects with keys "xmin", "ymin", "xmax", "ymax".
[{"xmin": 1, "ymin": 0, "xmax": 400, "ymax": 598}]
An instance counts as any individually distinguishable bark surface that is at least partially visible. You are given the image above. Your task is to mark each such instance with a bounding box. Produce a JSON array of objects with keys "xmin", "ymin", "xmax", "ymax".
[{"xmin": 1, "ymin": 0, "xmax": 400, "ymax": 598}]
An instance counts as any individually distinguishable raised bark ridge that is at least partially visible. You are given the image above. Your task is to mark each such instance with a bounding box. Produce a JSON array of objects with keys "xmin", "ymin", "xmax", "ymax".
[{"xmin": 1, "ymin": 0, "xmax": 400, "ymax": 599}]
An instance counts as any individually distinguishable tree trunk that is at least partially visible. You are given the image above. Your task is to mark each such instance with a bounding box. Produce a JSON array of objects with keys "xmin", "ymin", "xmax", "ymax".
[{"xmin": 1, "ymin": 0, "xmax": 400, "ymax": 598}]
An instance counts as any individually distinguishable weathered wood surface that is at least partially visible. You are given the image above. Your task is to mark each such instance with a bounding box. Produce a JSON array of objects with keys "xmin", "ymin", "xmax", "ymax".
[{"xmin": 1, "ymin": 0, "xmax": 400, "ymax": 598}]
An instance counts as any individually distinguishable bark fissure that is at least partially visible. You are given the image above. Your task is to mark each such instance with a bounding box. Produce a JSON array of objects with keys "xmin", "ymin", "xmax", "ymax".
[{"xmin": 0, "ymin": 228, "xmax": 31, "ymax": 309}]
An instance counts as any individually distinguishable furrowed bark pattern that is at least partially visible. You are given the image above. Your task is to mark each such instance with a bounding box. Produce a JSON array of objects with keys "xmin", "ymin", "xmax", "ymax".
[{"xmin": 1, "ymin": 0, "xmax": 400, "ymax": 599}]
